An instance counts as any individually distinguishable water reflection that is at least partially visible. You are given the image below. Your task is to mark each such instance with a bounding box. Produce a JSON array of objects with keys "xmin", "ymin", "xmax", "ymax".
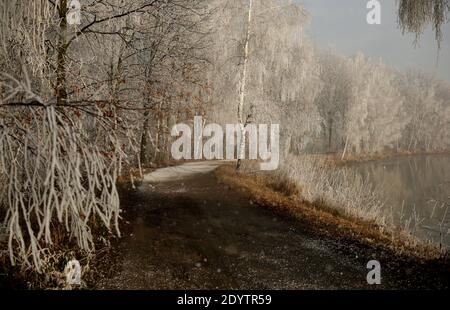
[{"xmin": 351, "ymin": 155, "xmax": 450, "ymax": 247}]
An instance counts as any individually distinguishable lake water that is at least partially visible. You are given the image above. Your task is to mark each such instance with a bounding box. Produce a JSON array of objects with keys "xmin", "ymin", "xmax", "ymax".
[{"xmin": 350, "ymin": 155, "xmax": 450, "ymax": 248}]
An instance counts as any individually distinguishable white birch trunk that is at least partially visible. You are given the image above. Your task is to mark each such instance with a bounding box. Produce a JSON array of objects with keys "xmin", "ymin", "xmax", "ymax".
[{"xmin": 237, "ymin": 0, "xmax": 253, "ymax": 169}]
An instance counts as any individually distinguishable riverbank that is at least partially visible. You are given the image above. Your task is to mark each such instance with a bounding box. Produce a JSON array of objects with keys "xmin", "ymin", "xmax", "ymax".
[
  {"xmin": 317, "ymin": 150, "xmax": 450, "ymax": 167},
  {"xmin": 215, "ymin": 164, "xmax": 448, "ymax": 262}
]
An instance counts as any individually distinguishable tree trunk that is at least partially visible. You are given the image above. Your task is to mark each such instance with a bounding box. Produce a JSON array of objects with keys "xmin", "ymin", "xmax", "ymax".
[
  {"xmin": 56, "ymin": 0, "xmax": 68, "ymax": 105},
  {"xmin": 140, "ymin": 109, "xmax": 150, "ymax": 165},
  {"xmin": 165, "ymin": 115, "xmax": 171, "ymax": 161},
  {"xmin": 236, "ymin": 0, "xmax": 253, "ymax": 170}
]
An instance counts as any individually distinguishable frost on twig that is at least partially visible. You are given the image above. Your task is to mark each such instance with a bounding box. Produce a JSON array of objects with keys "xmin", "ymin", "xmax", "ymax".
[{"xmin": 0, "ymin": 72, "xmax": 122, "ymax": 273}]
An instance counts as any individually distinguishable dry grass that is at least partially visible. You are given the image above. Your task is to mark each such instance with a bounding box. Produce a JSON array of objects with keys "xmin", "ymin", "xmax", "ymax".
[
  {"xmin": 215, "ymin": 164, "xmax": 442, "ymax": 261},
  {"xmin": 277, "ymin": 155, "xmax": 390, "ymax": 227}
]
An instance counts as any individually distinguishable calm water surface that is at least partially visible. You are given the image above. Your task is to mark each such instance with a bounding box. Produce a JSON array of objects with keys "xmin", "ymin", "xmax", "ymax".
[{"xmin": 350, "ymin": 155, "xmax": 450, "ymax": 247}]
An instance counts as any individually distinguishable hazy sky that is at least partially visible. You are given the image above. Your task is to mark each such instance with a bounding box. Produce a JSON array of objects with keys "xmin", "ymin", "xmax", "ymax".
[{"xmin": 297, "ymin": 0, "xmax": 450, "ymax": 81}]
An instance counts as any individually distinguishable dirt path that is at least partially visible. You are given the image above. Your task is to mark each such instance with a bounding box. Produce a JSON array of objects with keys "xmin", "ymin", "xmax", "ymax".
[{"xmin": 95, "ymin": 162, "xmax": 449, "ymax": 289}]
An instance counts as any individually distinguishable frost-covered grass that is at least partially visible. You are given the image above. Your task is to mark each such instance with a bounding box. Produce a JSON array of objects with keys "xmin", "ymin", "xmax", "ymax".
[
  {"xmin": 272, "ymin": 155, "xmax": 450, "ymax": 251},
  {"xmin": 278, "ymin": 155, "xmax": 388, "ymax": 226}
]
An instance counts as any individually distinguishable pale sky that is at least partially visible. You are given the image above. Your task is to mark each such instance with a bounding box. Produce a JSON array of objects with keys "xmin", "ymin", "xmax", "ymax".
[{"xmin": 297, "ymin": 0, "xmax": 450, "ymax": 81}]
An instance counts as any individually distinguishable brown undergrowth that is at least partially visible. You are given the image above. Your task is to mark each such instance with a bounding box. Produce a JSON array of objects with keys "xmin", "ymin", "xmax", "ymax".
[
  {"xmin": 215, "ymin": 164, "xmax": 446, "ymax": 262},
  {"xmin": 0, "ymin": 218, "xmax": 119, "ymax": 289}
]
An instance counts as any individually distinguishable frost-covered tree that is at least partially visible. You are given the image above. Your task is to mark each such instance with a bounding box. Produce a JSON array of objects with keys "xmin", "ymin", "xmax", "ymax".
[
  {"xmin": 315, "ymin": 51, "xmax": 352, "ymax": 152},
  {"xmin": 342, "ymin": 53, "xmax": 407, "ymax": 155},
  {"xmin": 0, "ymin": 0, "xmax": 212, "ymax": 274},
  {"xmin": 207, "ymin": 0, "xmax": 322, "ymax": 160},
  {"xmin": 398, "ymin": 70, "xmax": 450, "ymax": 150},
  {"xmin": 248, "ymin": 1, "xmax": 322, "ymax": 157}
]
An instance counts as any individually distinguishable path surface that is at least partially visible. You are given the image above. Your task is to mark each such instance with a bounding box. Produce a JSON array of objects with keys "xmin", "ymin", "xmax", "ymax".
[
  {"xmin": 143, "ymin": 161, "xmax": 229, "ymax": 183},
  {"xmin": 95, "ymin": 162, "xmax": 449, "ymax": 289}
]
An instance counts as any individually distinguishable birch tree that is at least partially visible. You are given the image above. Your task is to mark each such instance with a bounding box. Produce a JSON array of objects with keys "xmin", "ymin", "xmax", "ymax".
[
  {"xmin": 208, "ymin": 0, "xmax": 320, "ymax": 163},
  {"xmin": 235, "ymin": 0, "xmax": 253, "ymax": 169}
]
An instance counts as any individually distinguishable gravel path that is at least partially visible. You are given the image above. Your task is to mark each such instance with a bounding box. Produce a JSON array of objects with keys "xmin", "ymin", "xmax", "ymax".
[{"xmin": 95, "ymin": 162, "xmax": 450, "ymax": 289}]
